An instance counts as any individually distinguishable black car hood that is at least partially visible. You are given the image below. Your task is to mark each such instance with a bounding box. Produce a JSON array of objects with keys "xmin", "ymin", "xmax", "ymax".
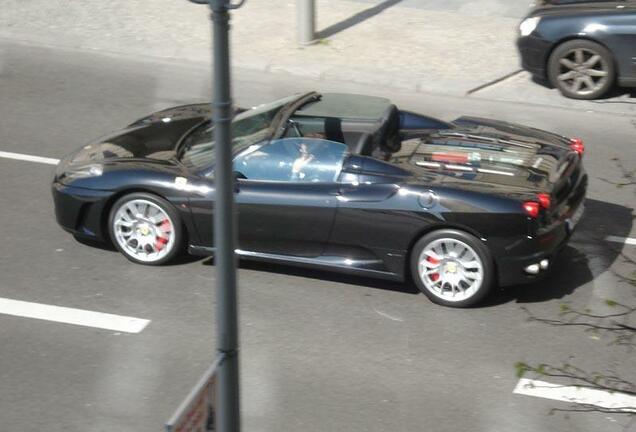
[
  {"xmin": 66, "ymin": 104, "xmax": 211, "ymax": 165},
  {"xmin": 127, "ymin": 103, "xmax": 212, "ymax": 128}
]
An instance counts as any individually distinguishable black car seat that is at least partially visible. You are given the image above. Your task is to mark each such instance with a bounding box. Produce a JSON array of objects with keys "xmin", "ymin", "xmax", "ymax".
[
  {"xmin": 352, "ymin": 132, "xmax": 374, "ymax": 155},
  {"xmin": 374, "ymin": 105, "xmax": 401, "ymax": 153},
  {"xmin": 324, "ymin": 117, "xmax": 345, "ymax": 144}
]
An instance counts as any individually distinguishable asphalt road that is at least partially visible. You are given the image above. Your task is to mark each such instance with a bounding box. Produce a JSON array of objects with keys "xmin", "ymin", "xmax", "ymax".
[{"xmin": 0, "ymin": 41, "xmax": 635, "ymax": 432}]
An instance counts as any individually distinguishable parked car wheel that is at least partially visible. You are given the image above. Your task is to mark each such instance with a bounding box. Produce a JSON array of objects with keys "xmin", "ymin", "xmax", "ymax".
[
  {"xmin": 411, "ymin": 229, "xmax": 494, "ymax": 308},
  {"xmin": 547, "ymin": 39, "xmax": 615, "ymax": 100},
  {"xmin": 108, "ymin": 192, "xmax": 183, "ymax": 265}
]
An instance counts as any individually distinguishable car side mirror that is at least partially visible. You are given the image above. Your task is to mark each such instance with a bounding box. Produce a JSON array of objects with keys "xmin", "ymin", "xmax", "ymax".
[{"xmin": 234, "ymin": 171, "xmax": 247, "ymax": 180}]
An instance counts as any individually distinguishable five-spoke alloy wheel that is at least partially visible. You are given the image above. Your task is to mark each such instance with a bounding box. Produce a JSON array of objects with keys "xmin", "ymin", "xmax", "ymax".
[
  {"xmin": 548, "ymin": 39, "xmax": 615, "ymax": 100},
  {"xmin": 411, "ymin": 229, "xmax": 494, "ymax": 307},
  {"xmin": 108, "ymin": 193, "xmax": 183, "ymax": 265}
]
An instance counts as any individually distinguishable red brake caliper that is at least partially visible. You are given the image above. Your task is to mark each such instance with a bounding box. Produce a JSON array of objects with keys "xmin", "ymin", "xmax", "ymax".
[
  {"xmin": 154, "ymin": 220, "xmax": 171, "ymax": 251},
  {"xmin": 427, "ymin": 256, "xmax": 440, "ymax": 281}
]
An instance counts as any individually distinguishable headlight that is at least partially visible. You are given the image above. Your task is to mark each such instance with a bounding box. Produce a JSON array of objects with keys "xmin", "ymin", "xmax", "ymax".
[
  {"xmin": 519, "ymin": 17, "xmax": 540, "ymax": 37},
  {"xmin": 57, "ymin": 163, "xmax": 104, "ymax": 183}
]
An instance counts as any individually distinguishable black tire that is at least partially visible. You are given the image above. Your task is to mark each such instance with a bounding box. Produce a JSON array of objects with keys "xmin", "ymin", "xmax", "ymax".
[
  {"xmin": 410, "ymin": 229, "xmax": 494, "ymax": 308},
  {"xmin": 547, "ymin": 39, "xmax": 615, "ymax": 100},
  {"xmin": 107, "ymin": 192, "xmax": 184, "ymax": 265}
]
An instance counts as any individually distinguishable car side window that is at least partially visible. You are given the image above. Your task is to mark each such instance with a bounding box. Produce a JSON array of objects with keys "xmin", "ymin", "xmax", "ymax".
[{"xmin": 233, "ymin": 138, "xmax": 348, "ymax": 183}]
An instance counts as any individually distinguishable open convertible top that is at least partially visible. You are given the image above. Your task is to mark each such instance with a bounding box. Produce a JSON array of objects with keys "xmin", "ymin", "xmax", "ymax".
[{"xmin": 295, "ymin": 93, "xmax": 392, "ymax": 121}]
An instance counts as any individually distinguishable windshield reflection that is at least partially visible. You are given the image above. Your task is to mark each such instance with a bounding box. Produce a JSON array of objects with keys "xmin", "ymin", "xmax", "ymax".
[{"xmin": 178, "ymin": 94, "xmax": 300, "ymax": 171}]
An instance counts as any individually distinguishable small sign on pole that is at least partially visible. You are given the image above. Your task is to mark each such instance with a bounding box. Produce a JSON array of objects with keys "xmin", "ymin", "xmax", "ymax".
[{"xmin": 165, "ymin": 356, "xmax": 222, "ymax": 432}]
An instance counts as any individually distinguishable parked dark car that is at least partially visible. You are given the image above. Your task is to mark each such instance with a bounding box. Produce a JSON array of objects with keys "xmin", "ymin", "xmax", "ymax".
[
  {"xmin": 52, "ymin": 93, "xmax": 587, "ymax": 307},
  {"xmin": 518, "ymin": 0, "xmax": 636, "ymax": 99}
]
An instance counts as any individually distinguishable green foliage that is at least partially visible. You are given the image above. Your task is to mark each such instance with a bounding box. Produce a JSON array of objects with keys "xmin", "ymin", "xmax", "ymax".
[
  {"xmin": 514, "ymin": 362, "xmax": 551, "ymax": 378},
  {"xmin": 515, "ymin": 362, "xmax": 530, "ymax": 378}
]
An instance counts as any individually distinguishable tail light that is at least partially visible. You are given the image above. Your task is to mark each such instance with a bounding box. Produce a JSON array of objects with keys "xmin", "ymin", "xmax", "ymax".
[
  {"xmin": 536, "ymin": 193, "xmax": 551, "ymax": 209},
  {"xmin": 523, "ymin": 193, "xmax": 550, "ymax": 218},
  {"xmin": 570, "ymin": 138, "xmax": 584, "ymax": 156},
  {"xmin": 523, "ymin": 201, "xmax": 540, "ymax": 218}
]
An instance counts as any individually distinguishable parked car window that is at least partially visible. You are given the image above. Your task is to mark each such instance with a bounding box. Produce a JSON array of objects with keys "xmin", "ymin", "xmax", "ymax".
[{"xmin": 233, "ymin": 138, "xmax": 348, "ymax": 183}]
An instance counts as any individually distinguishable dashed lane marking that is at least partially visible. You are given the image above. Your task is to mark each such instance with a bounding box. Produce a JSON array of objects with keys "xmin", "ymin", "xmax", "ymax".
[
  {"xmin": 0, "ymin": 297, "xmax": 150, "ymax": 333},
  {"xmin": 372, "ymin": 307, "xmax": 404, "ymax": 322},
  {"xmin": 514, "ymin": 378, "xmax": 636, "ymax": 413},
  {"xmin": 0, "ymin": 150, "xmax": 60, "ymax": 165},
  {"xmin": 605, "ymin": 236, "xmax": 636, "ymax": 246}
]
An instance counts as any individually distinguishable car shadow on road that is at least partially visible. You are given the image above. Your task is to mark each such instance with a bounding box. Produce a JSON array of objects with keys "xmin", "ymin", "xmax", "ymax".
[
  {"xmin": 531, "ymin": 75, "xmax": 636, "ymax": 102},
  {"xmin": 214, "ymin": 258, "xmax": 421, "ymax": 295},
  {"xmin": 591, "ymin": 87, "xmax": 636, "ymax": 103},
  {"xmin": 72, "ymin": 235, "xmax": 204, "ymax": 266},
  {"xmin": 484, "ymin": 198, "xmax": 634, "ymax": 307}
]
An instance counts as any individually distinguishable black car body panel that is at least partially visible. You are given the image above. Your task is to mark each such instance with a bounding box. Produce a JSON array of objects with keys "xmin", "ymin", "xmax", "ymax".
[
  {"xmin": 52, "ymin": 93, "xmax": 587, "ymax": 287},
  {"xmin": 517, "ymin": 1, "xmax": 636, "ymax": 86}
]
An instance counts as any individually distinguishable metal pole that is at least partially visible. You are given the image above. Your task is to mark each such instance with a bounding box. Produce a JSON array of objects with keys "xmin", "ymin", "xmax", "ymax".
[
  {"xmin": 297, "ymin": 0, "xmax": 316, "ymax": 45},
  {"xmin": 209, "ymin": 1, "xmax": 240, "ymax": 431}
]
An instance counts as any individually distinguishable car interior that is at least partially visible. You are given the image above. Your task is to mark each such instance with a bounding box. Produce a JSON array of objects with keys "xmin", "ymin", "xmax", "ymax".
[
  {"xmin": 286, "ymin": 104, "xmax": 402, "ymax": 159},
  {"xmin": 285, "ymin": 104, "xmax": 456, "ymax": 163}
]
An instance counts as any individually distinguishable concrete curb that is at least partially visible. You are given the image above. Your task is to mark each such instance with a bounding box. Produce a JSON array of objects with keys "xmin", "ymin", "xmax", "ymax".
[{"xmin": 2, "ymin": 34, "xmax": 635, "ymax": 118}]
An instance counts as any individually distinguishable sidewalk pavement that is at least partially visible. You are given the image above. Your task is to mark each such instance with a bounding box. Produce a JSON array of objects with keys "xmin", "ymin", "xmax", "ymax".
[{"xmin": 1, "ymin": 0, "xmax": 635, "ymax": 115}]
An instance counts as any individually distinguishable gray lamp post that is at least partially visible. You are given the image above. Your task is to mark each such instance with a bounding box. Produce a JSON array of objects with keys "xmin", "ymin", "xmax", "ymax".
[{"xmin": 188, "ymin": 1, "xmax": 244, "ymax": 431}]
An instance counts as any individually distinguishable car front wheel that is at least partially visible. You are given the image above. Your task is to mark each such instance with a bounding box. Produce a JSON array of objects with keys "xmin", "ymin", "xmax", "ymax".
[
  {"xmin": 410, "ymin": 229, "xmax": 494, "ymax": 308},
  {"xmin": 547, "ymin": 39, "xmax": 615, "ymax": 100},
  {"xmin": 108, "ymin": 192, "xmax": 183, "ymax": 265}
]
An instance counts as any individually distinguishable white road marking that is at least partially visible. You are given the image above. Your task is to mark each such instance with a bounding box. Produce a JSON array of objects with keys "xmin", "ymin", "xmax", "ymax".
[
  {"xmin": 0, "ymin": 298, "xmax": 150, "ymax": 333},
  {"xmin": 605, "ymin": 236, "xmax": 636, "ymax": 246},
  {"xmin": 372, "ymin": 307, "xmax": 404, "ymax": 322},
  {"xmin": 514, "ymin": 378, "xmax": 636, "ymax": 413},
  {"xmin": 0, "ymin": 150, "xmax": 60, "ymax": 165}
]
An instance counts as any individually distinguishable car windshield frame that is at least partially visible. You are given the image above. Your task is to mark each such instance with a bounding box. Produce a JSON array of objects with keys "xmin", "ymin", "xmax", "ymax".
[{"xmin": 176, "ymin": 93, "xmax": 316, "ymax": 175}]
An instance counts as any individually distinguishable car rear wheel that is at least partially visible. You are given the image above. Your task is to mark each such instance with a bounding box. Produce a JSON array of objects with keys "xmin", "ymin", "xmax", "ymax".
[
  {"xmin": 108, "ymin": 193, "xmax": 183, "ymax": 265},
  {"xmin": 410, "ymin": 229, "xmax": 494, "ymax": 308},
  {"xmin": 547, "ymin": 39, "xmax": 615, "ymax": 100}
]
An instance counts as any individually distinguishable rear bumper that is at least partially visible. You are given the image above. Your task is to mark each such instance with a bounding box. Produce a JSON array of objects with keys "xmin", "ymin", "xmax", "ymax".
[
  {"xmin": 497, "ymin": 197, "xmax": 586, "ymax": 288},
  {"xmin": 52, "ymin": 182, "xmax": 113, "ymax": 241},
  {"xmin": 496, "ymin": 224, "xmax": 572, "ymax": 287}
]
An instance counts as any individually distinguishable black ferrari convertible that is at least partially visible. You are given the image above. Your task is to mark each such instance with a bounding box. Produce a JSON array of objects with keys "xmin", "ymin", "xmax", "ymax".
[{"xmin": 52, "ymin": 92, "xmax": 587, "ymax": 307}]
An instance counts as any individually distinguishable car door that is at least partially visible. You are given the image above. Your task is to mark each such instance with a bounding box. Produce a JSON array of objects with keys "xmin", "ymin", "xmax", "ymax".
[
  {"xmin": 235, "ymin": 180, "xmax": 338, "ymax": 257},
  {"xmin": 235, "ymin": 138, "xmax": 350, "ymax": 257},
  {"xmin": 190, "ymin": 137, "xmax": 348, "ymax": 257},
  {"xmin": 326, "ymin": 158, "xmax": 435, "ymax": 275}
]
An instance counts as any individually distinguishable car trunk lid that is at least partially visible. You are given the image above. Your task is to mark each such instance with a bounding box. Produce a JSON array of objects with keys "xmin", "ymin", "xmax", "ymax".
[{"xmin": 395, "ymin": 117, "xmax": 584, "ymax": 214}]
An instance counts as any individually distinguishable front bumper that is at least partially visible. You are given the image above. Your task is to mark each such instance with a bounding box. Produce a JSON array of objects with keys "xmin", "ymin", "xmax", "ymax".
[
  {"xmin": 517, "ymin": 34, "xmax": 552, "ymax": 79},
  {"xmin": 52, "ymin": 182, "xmax": 113, "ymax": 241}
]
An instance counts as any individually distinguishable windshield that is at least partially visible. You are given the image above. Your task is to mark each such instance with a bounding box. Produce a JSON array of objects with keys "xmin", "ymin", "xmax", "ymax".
[{"xmin": 178, "ymin": 94, "xmax": 301, "ymax": 171}]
